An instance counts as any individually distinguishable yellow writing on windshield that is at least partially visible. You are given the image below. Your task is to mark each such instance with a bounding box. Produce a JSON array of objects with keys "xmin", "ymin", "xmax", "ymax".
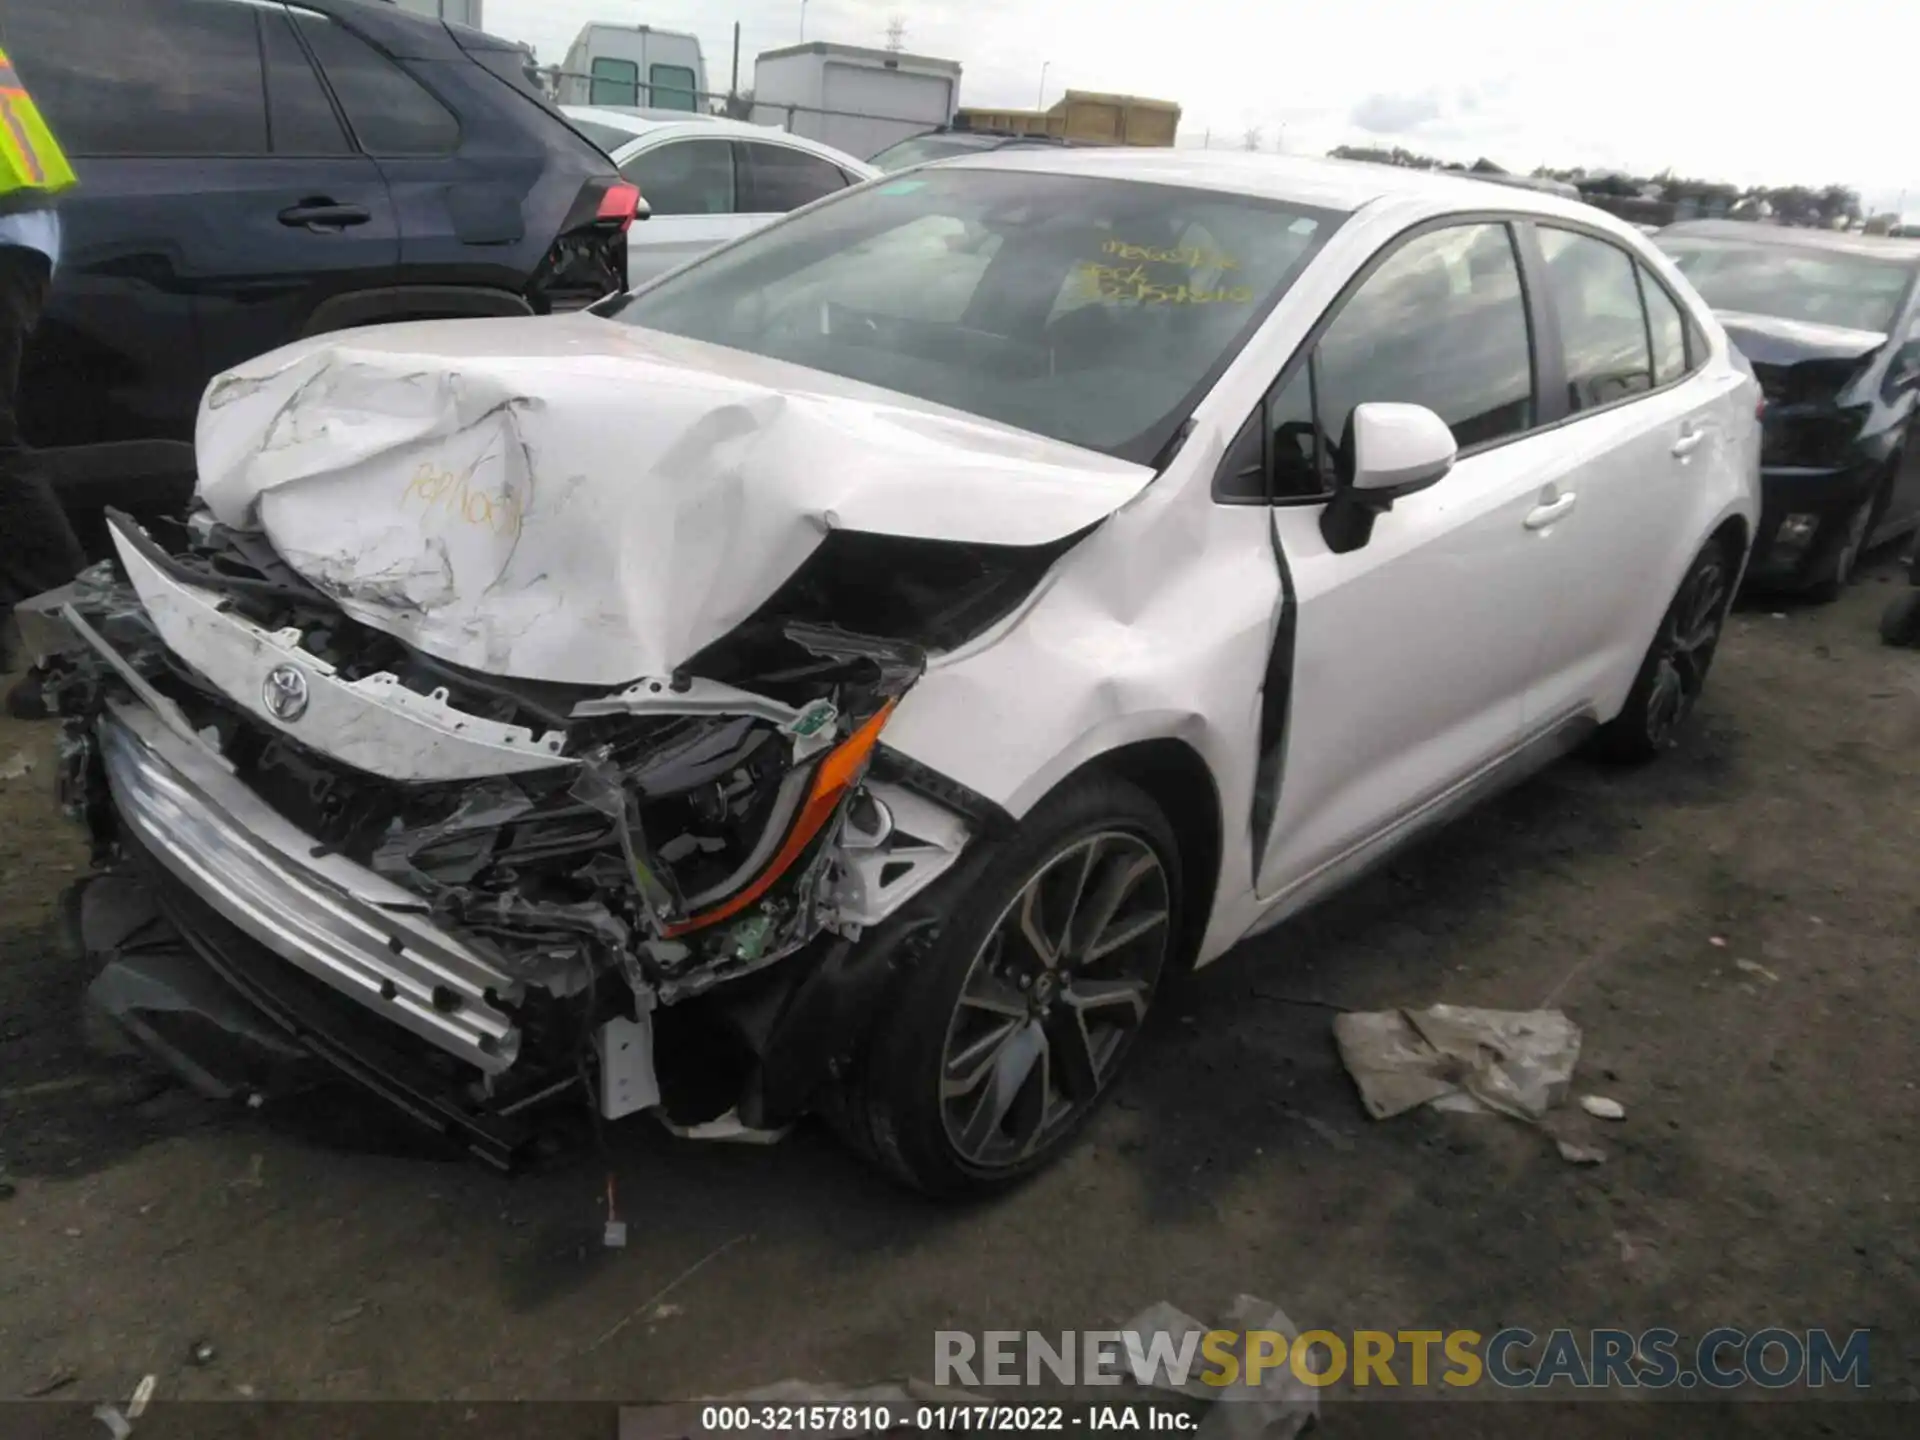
[
  {"xmin": 1075, "ymin": 261, "xmax": 1254, "ymax": 305},
  {"xmin": 1102, "ymin": 238, "xmax": 1240, "ymax": 270}
]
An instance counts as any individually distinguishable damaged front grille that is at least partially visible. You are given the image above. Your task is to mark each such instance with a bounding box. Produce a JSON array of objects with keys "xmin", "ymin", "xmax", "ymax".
[{"xmin": 49, "ymin": 513, "xmax": 986, "ymax": 1015}]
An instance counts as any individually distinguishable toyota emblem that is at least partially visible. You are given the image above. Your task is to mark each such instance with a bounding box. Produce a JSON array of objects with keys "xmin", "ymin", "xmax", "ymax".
[{"xmin": 262, "ymin": 664, "xmax": 311, "ymax": 722}]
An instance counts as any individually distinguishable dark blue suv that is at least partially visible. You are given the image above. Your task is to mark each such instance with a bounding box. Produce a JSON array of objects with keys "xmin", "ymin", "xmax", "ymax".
[{"xmin": 1, "ymin": 0, "xmax": 637, "ymax": 555}]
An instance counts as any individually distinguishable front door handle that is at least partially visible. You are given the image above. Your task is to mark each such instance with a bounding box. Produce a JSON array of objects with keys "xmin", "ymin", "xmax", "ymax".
[
  {"xmin": 1671, "ymin": 425, "xmax": 1706, "ymax": 458},
  {"xmin": 1524, "ymin": 492, "xmax": 1578, "ymax": 530},
  {"xmin": 278, "ymin": 200, "xmax": 371, "ymax": 230}
]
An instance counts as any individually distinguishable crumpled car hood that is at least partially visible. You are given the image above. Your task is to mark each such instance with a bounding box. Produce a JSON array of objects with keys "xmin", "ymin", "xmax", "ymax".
[{"xmin": 194, "ymin": 314, "xmax": 1153, "ymax": 686}]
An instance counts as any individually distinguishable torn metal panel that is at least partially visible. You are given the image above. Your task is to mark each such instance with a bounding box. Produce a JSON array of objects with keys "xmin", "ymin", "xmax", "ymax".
[{"xmin": 193, "ymin": 316, "xmax": 1154, "ymax": 686}]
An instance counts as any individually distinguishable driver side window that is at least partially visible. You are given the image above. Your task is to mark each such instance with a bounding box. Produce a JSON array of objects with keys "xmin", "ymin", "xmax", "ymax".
[{"xmin": 1219, "ymin": 221, "xmax": 1535, "ymax": 502}]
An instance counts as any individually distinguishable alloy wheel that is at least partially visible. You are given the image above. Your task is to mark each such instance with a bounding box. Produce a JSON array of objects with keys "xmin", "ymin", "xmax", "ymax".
[
  {"xmin": 1644, "ymin": 554, "xmax": 1729, "ymax": 747},
  {"xmin": 938, "ymin": 831, "xmax": 1171, "ymax": 1169}
]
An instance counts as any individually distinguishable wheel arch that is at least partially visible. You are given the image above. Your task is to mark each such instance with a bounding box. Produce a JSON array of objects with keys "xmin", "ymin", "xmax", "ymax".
[
  {"xmin": 1709, "ymin": 512, "xmax": 1750, "ymax": 569},
  {"xmin": 1042, "ymin": 737, "xmax": 1224, "ymax": 973}
]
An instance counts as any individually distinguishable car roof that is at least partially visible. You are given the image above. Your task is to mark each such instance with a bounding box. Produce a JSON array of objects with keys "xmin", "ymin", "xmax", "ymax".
[
  {"xmin": 935, "ymin": 147, "xmax": 1638, "ymax": 227},
  {"xmin": 1659, "ymin": 219, "xmax": 1920, "ymax": 264},
  {"xmin": 559, "ymin": 106, "xmax": 879, "ymax": 173}
]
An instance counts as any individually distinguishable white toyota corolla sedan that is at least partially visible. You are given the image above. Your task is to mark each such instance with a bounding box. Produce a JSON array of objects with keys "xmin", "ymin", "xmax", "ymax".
[{"xmin": 36, "ymin": 151, "xmax": 1759, "ymax": 1195}]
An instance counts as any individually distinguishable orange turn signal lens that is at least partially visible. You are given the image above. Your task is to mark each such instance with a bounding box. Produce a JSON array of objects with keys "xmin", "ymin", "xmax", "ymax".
[{"xmin": 663, "ymin": 698, "xmax": 899, "ymax": 938}]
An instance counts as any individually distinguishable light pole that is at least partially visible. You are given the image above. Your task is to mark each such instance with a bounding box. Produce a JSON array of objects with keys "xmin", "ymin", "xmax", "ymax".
[
  {"xmin": 1036, "ymin": 61, "xmax": 1050, "ymax": 110},
  {"xmin": 800, "ymin": 0, "xmax": 809, "ymax": 41}
]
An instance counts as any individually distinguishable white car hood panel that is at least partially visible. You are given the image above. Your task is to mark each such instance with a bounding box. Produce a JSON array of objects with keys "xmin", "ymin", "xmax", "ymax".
[{"xmin": 194, "ymin": 315, "xmax": 1152, "ymax": 686}]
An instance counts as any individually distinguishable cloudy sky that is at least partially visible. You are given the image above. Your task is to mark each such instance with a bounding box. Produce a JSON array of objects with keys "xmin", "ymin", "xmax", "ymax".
[{"xmin": 485, "ymin": 0, "xmax": 1919, "ymax": 217}]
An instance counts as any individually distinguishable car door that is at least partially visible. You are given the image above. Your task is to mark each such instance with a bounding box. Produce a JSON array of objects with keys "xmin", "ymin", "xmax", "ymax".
[
  {"xmin": 1248, "ymin": 220, "xmax": 1585, "ymax": 904},
  {"xmin": 735, "ymin": 139, "xmax": 859, "ymax": 228},
  {"xmin": 189, "ymin": 3, "xmax": 399, "ymax": 383},
  {"xmin": 616, "ymin": 136, "xmax": 741, "ymax": 286},
  {"xmin": 5, "ymin": 0, "xmax": 397, "ymax": 548},
  {"xmin": 1515, "ymin": 222, "xmax": 1727, "ymax": 729},
  {"xmin": 287, "ymin": 6, "xmax": 522, "ymax": 299}
]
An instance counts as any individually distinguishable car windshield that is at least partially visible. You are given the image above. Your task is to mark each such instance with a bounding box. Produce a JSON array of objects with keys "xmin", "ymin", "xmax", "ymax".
[
  {"xmin": 602, "ymin": 168, "xmax": 1341, "ymax": 464},
  {"xmin": 1657, "ymin": 237, "xmax": 1912, "ymax": 334},
  {"xmin": 869, "ymin": 133, "xmax": 1006, "ymax": 170}
]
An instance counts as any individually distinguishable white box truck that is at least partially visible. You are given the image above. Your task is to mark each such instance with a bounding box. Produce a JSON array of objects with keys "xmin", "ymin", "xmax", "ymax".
[
  {"xmin": 386, "ymin": 0, "xmax": 484, "ymax": 28},
  {"xmin": 750, "ymin": 43, "xmax": 959, "ymax": 161},
  {"xmin": 557, "ymin": 24, "xmax": 707, "ymax": 112}
]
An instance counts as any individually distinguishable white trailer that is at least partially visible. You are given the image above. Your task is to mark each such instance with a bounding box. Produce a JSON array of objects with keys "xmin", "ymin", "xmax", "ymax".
[
  {"xmin": 386, "ymin": 0, "xmax": 484, "ymax": 28},
  {"xmin": 750, "ymin": 43, "xmax": 959, "ymax": 161},
  {"xmin": 557, "ymin": 24, "xmax": 707, "ymax": 113}
]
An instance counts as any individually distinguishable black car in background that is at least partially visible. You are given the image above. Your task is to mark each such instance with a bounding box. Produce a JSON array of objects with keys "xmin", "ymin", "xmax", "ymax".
[
  {"xmin": 1656, "ymin": 221, "xmax": 1920, "ymax": 599},
  {"xmin": 1, "ymin": 0, "xmax": 637, "ymax": 556}
]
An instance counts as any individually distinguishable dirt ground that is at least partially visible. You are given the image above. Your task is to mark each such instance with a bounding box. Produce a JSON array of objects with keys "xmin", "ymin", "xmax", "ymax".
[{"xmin": 1, "ymin": 561, "xmax": 1917, "ymax": 1436}]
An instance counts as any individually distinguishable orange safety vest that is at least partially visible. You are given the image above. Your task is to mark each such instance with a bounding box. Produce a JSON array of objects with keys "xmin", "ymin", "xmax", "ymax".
[{"xmin": 0, "ymin": 46, "xmax": 75, "ymax": 199}]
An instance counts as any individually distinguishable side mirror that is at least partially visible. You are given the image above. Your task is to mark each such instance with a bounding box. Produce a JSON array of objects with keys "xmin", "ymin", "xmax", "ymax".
[{"xmin": 1320, "ymin": 403, "xmax": 1458, "ymax": 554}]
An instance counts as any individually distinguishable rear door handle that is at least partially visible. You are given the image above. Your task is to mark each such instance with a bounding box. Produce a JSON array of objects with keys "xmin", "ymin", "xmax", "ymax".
[
  {"xmin": 278, "ymin": 201, "xmax": 371, "ymax": 230},
  {"xmin": 1524, "ymin": 493, "xmax": 1578, "ymax": 530},
  {"xmin": 1671, "ymin": 426, "xmax": 1706, "ymax": 458}
]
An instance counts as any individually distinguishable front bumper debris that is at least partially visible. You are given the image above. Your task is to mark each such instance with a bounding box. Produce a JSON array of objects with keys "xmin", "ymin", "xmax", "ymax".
[
  {"xmin": 99, "ymin": 700, "xmax": 523, "ymax": 1071},
  {"xmin": 36, "ymin": 507, "xmax": 1000, "ymax": 1161},
  {"xmin": 1748, "ymin": 464, "xmax": 1879, "ymax": 587}
]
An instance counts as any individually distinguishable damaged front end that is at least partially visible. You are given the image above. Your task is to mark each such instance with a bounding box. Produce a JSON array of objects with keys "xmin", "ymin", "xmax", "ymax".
[{"xmin": 37, "ymin": 509, "xmax": 1044, "ymax": 1167}]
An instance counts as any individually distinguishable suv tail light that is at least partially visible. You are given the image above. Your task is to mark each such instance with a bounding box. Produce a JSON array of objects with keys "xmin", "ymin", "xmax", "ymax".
[
  {"xmin": 596, "ymin": 182, "xmax": 643, "ymax": 232},
  {"xmin": 531, "ymin": 178, "xmax": 636, "ymax": 313}
]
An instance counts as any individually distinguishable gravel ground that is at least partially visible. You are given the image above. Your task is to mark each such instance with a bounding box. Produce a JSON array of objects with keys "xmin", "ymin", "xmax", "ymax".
[{"xmin": 1, "ymin": 562, "xmax": 1916, "ymax": 1438}]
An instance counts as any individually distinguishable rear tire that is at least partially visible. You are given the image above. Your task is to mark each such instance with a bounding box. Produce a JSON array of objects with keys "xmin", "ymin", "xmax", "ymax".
[
  {"xmin": 824, "ymin": 774, "xmax": 1180, "ymax": 1197},
  {"xmin": 1594, "ymin": 538, "xmax": 1733, "ymax": 762}
]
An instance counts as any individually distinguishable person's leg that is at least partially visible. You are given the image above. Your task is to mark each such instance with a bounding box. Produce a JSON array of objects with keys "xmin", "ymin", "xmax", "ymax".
[{"xmin": 0, "ymin": 241, "xmax": 85, "ymax": 678}]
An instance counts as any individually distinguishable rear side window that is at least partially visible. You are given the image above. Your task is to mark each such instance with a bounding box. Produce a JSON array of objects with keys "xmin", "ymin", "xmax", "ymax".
[
  {"xmin": 648, "ymin": 63, "xmax": 697, "ymax": 112},
  {"xmin": 589, "ymin": 57, "xmax": 639, "ymax": 107},
  {"xmin": 738, "ymin": 142, "xmax": 849, "ymax": 213},
  {"xmin": 1638, "ymin": 264, "xmax": 1688, "ymax": 387},
  {"xmin": 261, "ymin": 8, "xmax": 350, "ymax": 156},
  {"xmin": 294, "ymin": 10, "xmax": 458, "ymax": 156},
  {"xmin": 1536, "ymin": 227, "xmax": 1653, "ymax": 411},
  {"xmin": 4, "ymin": 0, "xmax": 268, "ymax": 157},
  {"xmin": 1315, "ymin": 222, "xmax": 1535, "ymax": 453},
  {"xmin": 621, "ymin": 138, "xmax": 734, "ymax": 216}
]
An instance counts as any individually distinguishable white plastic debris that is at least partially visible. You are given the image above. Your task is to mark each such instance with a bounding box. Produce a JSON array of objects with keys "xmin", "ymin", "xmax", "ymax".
[
  {"xmin": 1556, "ymin": 1139, "xmax": 1607, "ymax": 1165},
  {"xmin": 1580, "ymin": 1095, "xmax": 1626, "ymax": 1121},
  {"xmin": 1120, "ymin": 1294, "xmax": 1318, "ymax": 1440},
  {"xmin": 1333, "ymin": 1006, "xmax": 1582, "ymax": 1121},
  {"xmin": 0, "ymin": 751, "xmax": 31, "ymax": 782},
  {"xmin": 655, "ymin": 1108, "xmax": 790, "ymax": 1145},
  {"xmin": 127, "ymin": 1376, "xmax": 156, "ymax": 1420},
  {"xmin": 1734, "ymin": 958, "xmax": 1779, "ymax": 983}
]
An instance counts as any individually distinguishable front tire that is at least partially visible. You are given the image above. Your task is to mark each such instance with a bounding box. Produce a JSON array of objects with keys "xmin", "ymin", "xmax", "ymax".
[
  {"xmin": 1594, "ymin": 538, "xmax": 1733, "ymax": 762},
  {"xmin": 826, "ymin": 775, "xmax": 1180, "ymax": 1197}
]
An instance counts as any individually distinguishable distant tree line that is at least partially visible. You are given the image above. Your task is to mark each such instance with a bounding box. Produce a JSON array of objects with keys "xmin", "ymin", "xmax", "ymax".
[{"xmin": 1325, "ymin": 144, "xmax": 1873, "ymax": 229}]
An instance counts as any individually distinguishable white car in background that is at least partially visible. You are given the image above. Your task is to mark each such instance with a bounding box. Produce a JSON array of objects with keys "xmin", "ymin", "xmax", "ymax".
[
  {"xmin": 563, "ymin": 106, "xmax": 879, "ymax": 285},
  {"xmin": 38, "ymin": 152, "xmax": 1759, "ymax": 1197}
]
